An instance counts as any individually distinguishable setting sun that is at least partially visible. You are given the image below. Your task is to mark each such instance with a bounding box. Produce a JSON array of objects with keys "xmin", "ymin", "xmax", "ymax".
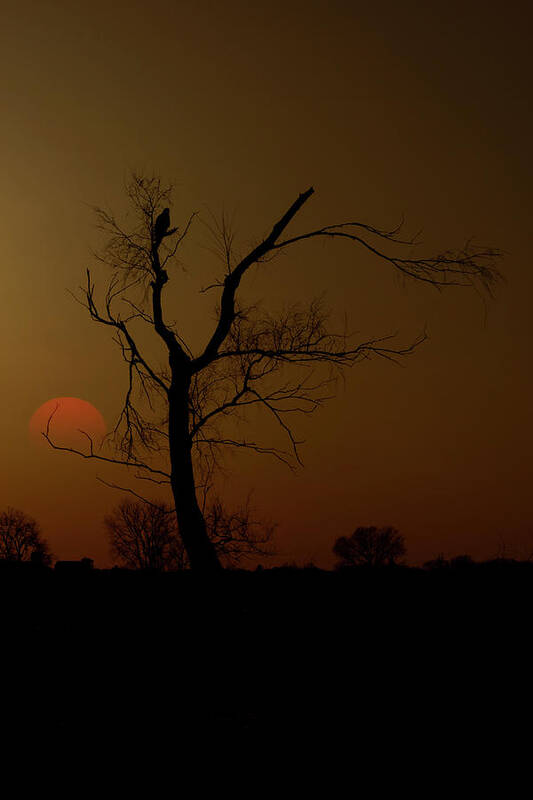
[{"xmin": 29, "ymin": 397, "xmax": 106, "ymax": 450}]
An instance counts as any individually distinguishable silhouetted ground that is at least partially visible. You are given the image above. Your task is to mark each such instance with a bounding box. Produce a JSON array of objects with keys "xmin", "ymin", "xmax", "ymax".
[{"xmin": 1, "ymin": 561, "xmax": 531, "ymax": 753}]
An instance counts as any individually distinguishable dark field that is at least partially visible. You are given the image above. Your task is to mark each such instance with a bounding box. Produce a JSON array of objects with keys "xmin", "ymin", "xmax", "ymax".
[{"xmin": 2, "ymin": 563, "xmax": 531, "ymax": 755}]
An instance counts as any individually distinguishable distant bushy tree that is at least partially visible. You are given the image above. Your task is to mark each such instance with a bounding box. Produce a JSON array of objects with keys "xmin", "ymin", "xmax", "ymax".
[
  {"xmin": 333, "ymin": 526, "xmax": 406, "ymax": 568},
  {"xmin": 0, "ymin": 507, "xmax": 52, "ymax": 565}
]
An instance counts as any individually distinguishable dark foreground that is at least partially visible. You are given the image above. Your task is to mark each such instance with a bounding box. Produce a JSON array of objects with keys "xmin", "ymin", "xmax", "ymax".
[{"xmin": 1, "ymin": 561, "xmax": 531, "ymax": 757}]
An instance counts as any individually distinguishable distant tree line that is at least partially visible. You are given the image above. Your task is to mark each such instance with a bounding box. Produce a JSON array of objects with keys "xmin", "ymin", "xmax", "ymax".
[
  {"xmin": 332, "ymin": 528, "xmax": 533, "ymax": 571},
  {"xmin": 3, "ymin": 500, "xmax": 530, "ymax": 574}
]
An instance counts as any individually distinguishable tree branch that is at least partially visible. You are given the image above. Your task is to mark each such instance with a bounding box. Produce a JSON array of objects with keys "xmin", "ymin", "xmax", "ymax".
[
  {"xmin": 192, "ymin": 187, "xmax": 315, "ymax": 372},
  {"xmin": 43, "ymin": 405, "xmax": 170, "ymax": 479},
  {"xmin": 273, "ymin": 225, "xmax": 502, "ymax": 292}
]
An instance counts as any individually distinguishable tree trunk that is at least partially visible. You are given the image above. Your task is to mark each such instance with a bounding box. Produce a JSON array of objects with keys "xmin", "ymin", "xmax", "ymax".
[{"xmin": 168, "ymin": 376, "xmax": 222, "ymax": 572}]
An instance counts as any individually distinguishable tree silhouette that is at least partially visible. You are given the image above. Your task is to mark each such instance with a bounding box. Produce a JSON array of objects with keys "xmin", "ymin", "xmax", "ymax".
[
  {"xmin": 333, "ymin": 526, "xmax": 406, "ymax": 568},
  {"xmin": 0, "ymin": 507, "xmax": 52, "ymax": 566},
  {"xmin": 204, "ymin": 496, "xmax": 275, "ymax": 568},
  {"xmin": 44, "ymin": 174, "xmax": 501, "ymax": 571},
  {"xmin": 105, "ymin": 497, "xmax": 274, "ymax": 570},
  {"xmin": 105, "ymin": 500, "xmax": 185, "ymax": 571}
]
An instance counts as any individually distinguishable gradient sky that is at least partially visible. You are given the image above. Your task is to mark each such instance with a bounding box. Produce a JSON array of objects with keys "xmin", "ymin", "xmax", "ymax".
[{"xmin": 1, "ymin": 0, "xmax": 531, "ymax": 566}]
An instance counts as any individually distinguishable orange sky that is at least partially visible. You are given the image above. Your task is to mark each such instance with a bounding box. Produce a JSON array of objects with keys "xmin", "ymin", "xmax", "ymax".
[{"xmin": 1, "ymin": 0, "xmax": 532, "ymax": 567}]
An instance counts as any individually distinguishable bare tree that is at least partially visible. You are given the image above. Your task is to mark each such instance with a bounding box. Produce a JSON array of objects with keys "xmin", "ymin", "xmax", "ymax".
[
  {"xmin": 105, "ymin": 497, "xmax": 274, "ymax": 570},
  {"xmin": 0, "ymin": 507, "xmax": 52, "ymax": 566},
  {"xmin": 333, "ymin": 526, "xmax": 406, "ymax": 568},
  {"xmin": 44, "ymin": 175, "xmax": 502, "ymax": 571},
  {"xmin": 105, "ymin": 500, "xmax": 185, "ymax": 571},
  {"xmin": 204, "ymin": 496, "xmax": 275, "ymax": 568}
]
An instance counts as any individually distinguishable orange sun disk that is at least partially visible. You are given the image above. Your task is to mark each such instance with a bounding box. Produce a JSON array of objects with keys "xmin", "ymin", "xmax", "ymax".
[{"xmin": 29, "ymin": 397, "xmax": 107, "ymax": 449}]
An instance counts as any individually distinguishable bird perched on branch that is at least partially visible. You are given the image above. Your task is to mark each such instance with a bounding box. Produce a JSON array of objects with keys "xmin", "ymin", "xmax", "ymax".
[{"xmin": 153, "ymin": 207, "xmax": 171, "ymax": 248}]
